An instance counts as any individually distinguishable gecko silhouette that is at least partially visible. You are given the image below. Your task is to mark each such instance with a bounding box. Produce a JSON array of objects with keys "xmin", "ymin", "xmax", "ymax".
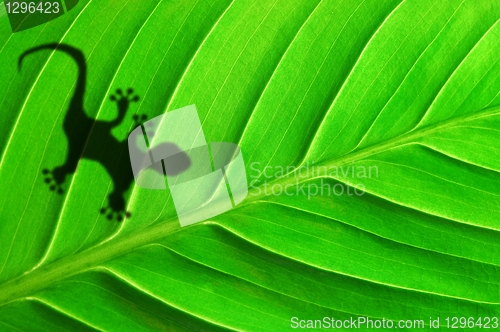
[{"xmin": 19, "ymin": 43, "xmax": 190, "ymax": 221}]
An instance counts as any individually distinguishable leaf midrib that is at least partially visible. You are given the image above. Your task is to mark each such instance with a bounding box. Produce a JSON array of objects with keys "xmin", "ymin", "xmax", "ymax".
[
  {"xmin": 0, "ymin": 217, "xmax": 179, "ymax": 307},
  {"xmin": 248, "ymin": 105, "xmax": 500, "ymax": 201},
  {"xmin": 0, "ymin": 104, "xmax": 498, "ymax": 307}
]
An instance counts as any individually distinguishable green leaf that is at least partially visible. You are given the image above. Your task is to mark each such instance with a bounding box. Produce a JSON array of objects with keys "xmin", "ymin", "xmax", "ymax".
[{"xmin": 1, "ymin": 0, "xmax": 500, "ymax": 330}]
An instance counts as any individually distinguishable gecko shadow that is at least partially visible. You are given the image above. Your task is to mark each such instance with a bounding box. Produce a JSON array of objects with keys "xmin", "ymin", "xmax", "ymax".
[{"xmin": 19, "ymin": 43, "xmax": 191, "ymax": 221}]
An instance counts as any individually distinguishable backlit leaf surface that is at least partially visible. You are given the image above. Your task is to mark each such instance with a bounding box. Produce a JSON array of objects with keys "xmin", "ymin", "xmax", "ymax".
[{"xmin": 1, "ymin": 0, "xmax": 500, "ymax": 330}]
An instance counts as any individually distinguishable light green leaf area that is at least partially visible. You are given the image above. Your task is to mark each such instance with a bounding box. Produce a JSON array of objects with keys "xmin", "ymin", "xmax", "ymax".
[{"xmin": 1, "ymin": 0, "xmax": 500, "ymax": 330}]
